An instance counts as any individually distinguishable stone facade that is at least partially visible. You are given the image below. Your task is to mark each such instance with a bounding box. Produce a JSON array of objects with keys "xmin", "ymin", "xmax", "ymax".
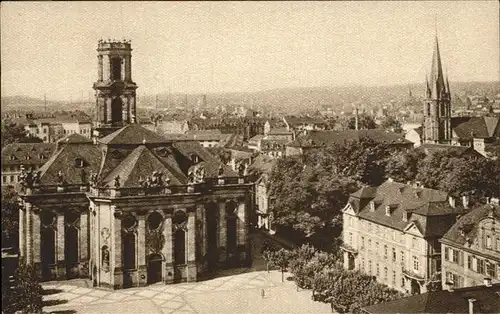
[
  {"xmin": 341, "ymin": 181, "xmax": 465, "ymax": 295},
  {"xmin": 440, "ymin": 201, "xmax": 500, "ymax": 288}
]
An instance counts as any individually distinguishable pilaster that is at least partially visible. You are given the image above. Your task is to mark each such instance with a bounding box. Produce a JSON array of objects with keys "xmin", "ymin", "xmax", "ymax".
[
  {"xmin": 19, "ymin": 207, "xmax": 25, "ymax": 259},
  {"xmin": 137, "ymin": 214, "xmax": 147, "ymax": 286},
  {"xmin": 112, "ymin": 208, "xmax": 123, "ymax": 289},
  {"xmin": 80, "ymin": 211, "xmax": 89, "ymax": 277},
  {"xmin": 218, "ymin": 202, "xmax": 226, "ymax": 263},
  {"xmin": 98, "ymin": 55, "xmax": 103, "ymax": 81},
  {"xmin": 106, "ymin": 97, "xmax": 112, "ymax": 123},
  {"xmin": 56, "ymin": 213, "xmax": 66, "ymax": 279},
  {"xmin": 163, "ymin": 216, "xmax": 174, "ymax": 283},
  {"xmin": 32, "ymin": 209, "xmax": 41, "ymax": 265},
  {"xmin": 26, "ymin": 202, "xmax": 32, "ymax": 264},
  {"xmin": 237, "ymin": 202, "xmax": 247, "ymax": 246}
]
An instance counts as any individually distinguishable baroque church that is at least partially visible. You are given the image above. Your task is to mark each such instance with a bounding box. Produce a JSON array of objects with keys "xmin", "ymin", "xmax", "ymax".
[{"xmin": 17, "ymin": 40, "xmax": 253, "ymax": 289}]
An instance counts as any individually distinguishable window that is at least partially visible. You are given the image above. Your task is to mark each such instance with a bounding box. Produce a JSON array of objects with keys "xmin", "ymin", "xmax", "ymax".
[
  {"xmin": 384, "ymin": 267, "xmax": 388, "ymax": 280},
  {"xmin": 2, "ymin": 176, "xmax": 6, "ymax": 183},
  {"xmin": 174, "ymin": 229, "xmax": 186, "ymax": 265},
  {"xmin": 368, "ymin": 260, "xmax": 372, "ymax": 275},
  {"xmin": 401, "ymin": 251, "xmax": 405, "ymax": 266},
  {"xmin": 361, "ymin": 236, "xmax": 365, "ymax": 249},
  {"xmin": 452, "ymin": 249, "xmax": 458, "ymax": 263},
  {"xmin": 392, "ymin": 270, "xmax": 396, "ymax": 285},
  {"xmin": 349, "ymin": 232, "xmax": 353, "ymax": 245},
  {"xmin": 413, "ymin": 256, "xmax": 419, "ymax": 272},
  {"xmin": 385, "ymin": 206, "xmax": 391, "ymax": 216},
  {"xmin": 412, "ymin": 237, "xmax": 418, "ymax": 249},
  {"xmin": 487, "ymin": 261, "xmax": 496, "ymax": 278},
  {"xmin": 468, "ymin": 255, "xmax": 473, "ymax": 270},
  {"xmin": 376, "ymin": 263, "xmax": 380, "ymax": 276},
  {"xmin": 472, "ymin": 256, "xmax": 478, "ymax": 271},
  {"xmin": 392, "ymin": 248, "xmax": 396, "ymax": 262},
  {"xmin": 401, "ymin": 277, "xmax": 405, "ymax": 288},
  {"xmin": 486, "ymin": 235, "xmax": 492, "ymax": 249},
  {"xmin": 477, "ymin": 259, "xmax": 485, "ymax": 274},
  {"xmin": 497, "ymin": 238, "xmax": 500, "ymax": 252},
  {"xmin": 9, "ymin": 175, "xmax": 14, "ymax": 182},
  {"xmin": 361, "ymin": 258, "xmax": 365, "ymax": 271},
  {"xmin": 376, "ymin": 242, "xmax": 379, "ymax": 255},
  {"xmin": 43, "ymin": 128, "xmax": 47, "ymax": 134},
  {"xmin": 368, "ymin": 239, "xmax": 372, "ymax": 251},
  {"xmin": 384, "ymin": 245, "xmax": 388, "ymax": 259}
]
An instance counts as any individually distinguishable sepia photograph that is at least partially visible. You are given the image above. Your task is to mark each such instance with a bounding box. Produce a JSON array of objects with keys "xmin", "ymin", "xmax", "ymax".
[{"xmin": 1, "ymin": 1, "xmax": 499, "ymax": 313}]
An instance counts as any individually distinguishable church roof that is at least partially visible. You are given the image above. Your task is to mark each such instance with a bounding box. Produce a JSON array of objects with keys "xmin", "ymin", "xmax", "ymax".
[
  {"xmin": 418, "ymin": 143, "xmax": 484, "ymax": 158},
  {"xmin": 288, "ymin": 130, "xmax": 411, "ymax": 148},
  {"xmin": 99, "ymin": 124, "xmax": 169, "ymax": 145},
  {"xmin": 101, "ymin": 145, "xmax": 185, "ymax": 187},
  {"xmin": 57, "ymin": 133, "xmax": 93, "ymax": 144},
  {"xmin": 453, "ymin": 116, "xmax": 500, "ymax": 139}
]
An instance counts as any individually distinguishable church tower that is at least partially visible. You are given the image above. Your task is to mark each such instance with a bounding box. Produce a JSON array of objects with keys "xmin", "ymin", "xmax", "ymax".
[
  {"xmin": 422, "ymin": 36, "xmax": 451, "ymax": 144},
  {"xmin": 93, "ymin": 39, "xmax": 138, "ymax": 136}
]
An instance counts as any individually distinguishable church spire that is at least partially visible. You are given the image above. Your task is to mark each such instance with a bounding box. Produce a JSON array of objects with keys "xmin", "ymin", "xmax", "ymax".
[{"xmin": 429, "ymin": 36, "xmax": 445, "ymax": 99}]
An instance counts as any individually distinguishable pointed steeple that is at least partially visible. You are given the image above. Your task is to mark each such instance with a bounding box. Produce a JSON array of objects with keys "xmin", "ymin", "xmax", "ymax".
[
  {"xmin": 429, "ymin": 36, "xmax": 445, "ymax": 99},
  {"xmin": 425, "ymin": 75, "xmax": 431, "ymax": 98}
]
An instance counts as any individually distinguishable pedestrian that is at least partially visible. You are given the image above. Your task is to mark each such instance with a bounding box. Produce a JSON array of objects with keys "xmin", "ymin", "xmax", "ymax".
[{"xmin": 261, "ymin": 288, "xmax": 265, "ymax": 299}]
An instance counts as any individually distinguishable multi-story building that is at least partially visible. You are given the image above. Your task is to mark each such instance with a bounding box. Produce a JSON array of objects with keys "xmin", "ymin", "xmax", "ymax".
[
  {"xmin": 17, "ymin": 40, "xmax": 253, "ymax": 290},
  {"xmin": 1, "ymin": 143, "xmax": 56, "ymax": 189},
  {"xmin": 341, "ymin": 180, "xmax": 466, "ymax": 294},
  {"xmin": 440, "ymin": 199, "xmax": 500, "ymax": 288}
]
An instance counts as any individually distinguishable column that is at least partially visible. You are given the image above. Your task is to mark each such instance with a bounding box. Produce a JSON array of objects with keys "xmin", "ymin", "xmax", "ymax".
[
  {"xmin": 163, "ymin": 216, "xmax": 174, "ymax": 283},
  {"xmin": 112, "ymin": 209, "xmax": 122, "ymax": 288},
  {"xmin": 26, "ymin": 203, "xmax": 32, "ymax": 264},
  {"xmin": 98, "ymin": 55, "xmax": 103, "ymax": 81},
  {"xmin": 125, "ymin": 55, "xmax": 132, "ymax": 81},
  {"xmin": 120, "ymin": 57, "xmax": 125, "ymax": 81},
  {"xmin": 56, "ymin": 213, "xmax": 65, "ymax": 278},
  {"xmin": 106, "ymin": 98, "xmax": 112, "ymax": 123},
  {"xmin": 237, "ymin": 202, "xmax": 247, "ymax": 246},
  {"xmin": 103, "ymin": 55, "xmax": 110, "ymax": 81},
  {"xmin": 218, "ymin": 202, "xmax": 226, "ymax": 262},
  {"xmin": 186, "ymin": 211, "xmax": 197, "ymax": 281},
  {"xmin": 130, "ymin": 96, "xmax": 136, "ymax": 123},
  {"xmin": 80, "ymin": 212, "xmax": 89, "ymax": 271},
  {"xmin": 137, "ymin": 215, "xmax": 146, "ymax": 286},
  {"xmin": 121, "ymin": 95, "xmax": 128, "ymax": 123},
  {"xmin": 187, "ymin": 212, "xmax": 196, "ymax": 262},
  {"xmin": 19, "ymin": 207, "xmax": 25, "ymax": 260},
  {"xmin": 32, "ymin": 210, "xmax": 41, "ymax": 265}
]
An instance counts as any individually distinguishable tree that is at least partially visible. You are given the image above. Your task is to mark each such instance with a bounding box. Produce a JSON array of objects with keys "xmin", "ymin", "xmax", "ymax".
[
  {"xmin": 380, "ymin": 116, "xmax": 403, "ymax": 133},
  {"xmin": 2, "ymin": 263, "xmax": 43, "ymax": 313},
  {"xmin": 384, "ymin": 149, "xmax": 425, "ymax": 183},
  {"xmin": 1, "ymin": 186, "xmax": 20, "ymax": 249},
  {"xmin": 267, "ymin": 248, "xmax": 291, "ymax": 283},
  {"xmin": 1, "ymin": 118, "xmax": 43, "ymax": 148},
  {"xmin": 344, "ymin": 114, "xmax": 377, "ymax": 130}
]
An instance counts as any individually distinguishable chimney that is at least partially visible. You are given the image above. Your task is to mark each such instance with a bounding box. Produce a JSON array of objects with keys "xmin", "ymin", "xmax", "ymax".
[
  {"xmin": 468, "ymin": 298, "xmax": 476, "ymax": 314},
  {"xmin": 445, "ymin": 282, "xmax": 454, "ymax": 292},
  {"xmin": 448, "ymin": 196, "xmax": 456, "ymax": 208},
  {"xmin": 462, "ymin": 195, "xmax": 469, "ymax": 209},
  {"xmin": 92, "ymin": 137, "xmax": 97, "ymax": 145},
  {"xmin": 354, "ymin": 108, "xmax": 359, "ymax": 131},
  {"xmin": 491, "ymin": 197, "xmax": 499, "ymax": 206},
  {"xmin": 484, "ymin": 277, "xmax": 492, "ymax": 287}
]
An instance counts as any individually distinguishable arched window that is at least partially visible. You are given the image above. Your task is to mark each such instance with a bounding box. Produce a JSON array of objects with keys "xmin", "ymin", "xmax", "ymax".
[
  {"xmin": 122, "ymin": 215, "xmax": 137, "ymax": 270},
  {"xmin": 173, "ymin": 210, "xmax": 188, "ymax": 266},
  {"xmin": 174, "ymin": 229, "xmax": 186, "ymax": 265},
  {"xmin": 65, "ymin": 211, "xmax": 80, "ymax": 265},
  {"xmin": 486, "ymin": 235, "xmax": 492, "ymax": 249},
  {"xmin": 41, "ymin": 212, "xmax": 56, "ymax": 278},
  {"xmin": 111, "ymin": 57, "xmax": 122, "ymax": 81}
]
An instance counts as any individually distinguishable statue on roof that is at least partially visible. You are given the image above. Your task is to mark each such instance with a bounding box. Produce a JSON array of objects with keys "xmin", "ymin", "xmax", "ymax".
[
  {"xmin": 218, "ymin": 165, "xmax": 224, "ymax": 177},
  {"xmin": 89, "ymin": 171, "xmax": 98, "ymax": 188},
  {"xmin": 150, "ymin": 171, "xmax": 164, "ymax": 187},
  {"xmin": 238, "ymin": 162, "xmax": 245, "ymax": 177},
  {"xmin": 187, "ymin": 169, "xmax": 195, "ymax": 184},
  {"xmin": 33, "ymin": 171, "xmax": 41, "ymax": 186},
  {"xmin": 57, "ymin": 171, "xmax": 66, "ymax": 186},
  {"xmin": 194, "ymin": 164, "xmax": 206, "ymax": 183},
  {"xmin": 114, "ymin": 175, "xmax": 121, "ymax": 188},
  {"xmin": 80, "ymin": 169, "xmax": 87, "ymax": 184}
]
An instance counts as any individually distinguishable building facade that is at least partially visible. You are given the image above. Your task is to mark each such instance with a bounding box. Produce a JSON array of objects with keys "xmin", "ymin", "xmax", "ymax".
[
  {"xmin": 440, "ymin": 200, "xmax": 500, "ymax": 288},
  {"xmin": 422, "ymin": 36, "xmax": 452, "ymax": 144},
  {"xmin": 341, "ymin": 180, "xmax": 465, "ymax": 294},
  {"xmin": 17, "ymin": 40, "xmax": 253, "ymax": 290}
]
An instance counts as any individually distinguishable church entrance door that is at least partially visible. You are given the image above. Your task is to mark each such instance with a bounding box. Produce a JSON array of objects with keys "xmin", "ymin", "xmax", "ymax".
[{"xmin": 147, "ymin": 254, "xmax": 162, "ymax": 284}]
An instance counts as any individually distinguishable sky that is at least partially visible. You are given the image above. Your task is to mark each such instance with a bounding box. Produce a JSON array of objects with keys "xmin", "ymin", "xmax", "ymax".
[{"xmin": 1, "ymin": 1, "xmax": 499, "ymax": 101}]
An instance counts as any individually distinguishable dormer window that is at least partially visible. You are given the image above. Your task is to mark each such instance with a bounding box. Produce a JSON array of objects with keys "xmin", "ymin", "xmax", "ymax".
[
  {"xmin": 370, "ymin": 201, "xmax": 375, "ymax": 212},
  {"xmin": 385, "ymin": 206, "xmax": 391, "ymax": 216},
  {"xmin": 74, "ymin": 158, "xmax": 85, "ymax": 168},
  {"xmin": 25, "ymin": 155, "xmax": 30, "ymax": 160},
  {"xmin": 10, "ymin": 155, "xmax": 15, "ymax": 161},
  {"xmin": 39, "ymin": 154, "xmax": 45, "ymax": 160},
  {"xmin": 402, "ymin": 210, "xmax": 408, "ymax": 222},
  {"xmin": 486, "ymin": 235, "xmax": 492, "ymax": 249},
  {"xmin": 415, "ymin": 191, "xmax": 421, "ymax": 199},
  {"xmin": 191, "ymin": 154, "xmax": 199, "ymax": 163}
]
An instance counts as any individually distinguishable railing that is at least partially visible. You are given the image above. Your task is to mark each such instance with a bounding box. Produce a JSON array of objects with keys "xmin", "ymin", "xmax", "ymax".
[{"xmin": 22, "ymin": 176, "xmax": 251, "ymax": 198}]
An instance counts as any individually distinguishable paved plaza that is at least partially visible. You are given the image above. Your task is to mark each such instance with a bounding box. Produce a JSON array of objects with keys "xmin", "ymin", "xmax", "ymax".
[{"xmin": 42, "ymin": 270, "xmax": 331, "ymax": 313}]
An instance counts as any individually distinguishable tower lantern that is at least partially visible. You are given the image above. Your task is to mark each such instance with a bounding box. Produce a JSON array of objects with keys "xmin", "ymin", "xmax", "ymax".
[{"xmin": 93, "ymin": 39, "xmax": 138, "ymax": 136}]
